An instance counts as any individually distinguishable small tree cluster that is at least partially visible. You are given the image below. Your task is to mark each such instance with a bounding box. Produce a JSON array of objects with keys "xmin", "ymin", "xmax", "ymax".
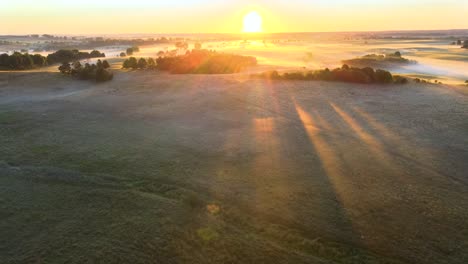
[
  {"xmin": 59, "ymin": 59, "xmax": 113, "ymax": 82},
  {"xmin": 122, "ymin": 57, "xmax": 156, "ymax": 70},
  {"xmin": 343, "ymin": 51, "xmax": 411, "ymax": 67},
  {"xmin": 0, "ymin": 52, "xmax": 47, "ymax": 70},
  {"xmin": 125, "ymin": 46, "xmax": 140, "ymax": 56},
  {"xmin": 252, "ymin": 65, "xmax": 405, "ymax": 85}
]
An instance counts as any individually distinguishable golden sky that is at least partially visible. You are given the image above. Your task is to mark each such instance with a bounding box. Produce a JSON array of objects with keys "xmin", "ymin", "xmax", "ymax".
[{"xmin": 1, "ymin": 0, "xmax": 467, "ymax": 34}]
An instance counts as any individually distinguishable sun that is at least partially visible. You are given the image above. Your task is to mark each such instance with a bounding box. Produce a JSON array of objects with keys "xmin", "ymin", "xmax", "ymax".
[{"xmin": 243, "ymin": 11, "xmax": 263, "ymax": 33}]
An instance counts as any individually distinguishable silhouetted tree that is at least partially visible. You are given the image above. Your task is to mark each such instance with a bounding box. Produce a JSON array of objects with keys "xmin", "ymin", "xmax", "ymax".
[
  {"xmin": 147, "ymin": 58, "xmax": 156, "ymax": 69},
  {"xmin": 102, "ymin": 60, "xmax": 110, "ymax": 69},
  {"xmin": 58, "ymin": 62, "xmax": 71, "ymax": 74},
  {"xmin": 122, "ymin": 57, "xmax": 138, "ymax": 69},
  {"xmin": 137, "ymin": 58, "xmax": 147, "ymax": 69}
]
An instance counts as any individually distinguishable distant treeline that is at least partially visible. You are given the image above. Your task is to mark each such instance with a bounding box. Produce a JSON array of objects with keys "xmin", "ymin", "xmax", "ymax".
[
  {"xmin": 36, "ymin": 37, "xmax": 179, "ymax": 52},
  {"xmin": 0, "ymin": 49, "xmax": 106, "ymax": 70},
  {"xmin": 252, "ymin": 65, "xmax": 408, "ymax": 84},
  {"xmin": 122, "ymin": 49, "xmax": 257, "ymax": 74},
  {"xmin": 0, "ymin": 52, "xmax": 48, "ymax": 70},
  {"xmin": 59, "ymin": 59, "xmax": 113, "ymax": 82}
]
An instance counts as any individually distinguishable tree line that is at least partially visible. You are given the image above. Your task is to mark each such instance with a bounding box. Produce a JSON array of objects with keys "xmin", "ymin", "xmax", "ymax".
[
  {"xmin": 252, "ymin": 65, "xmax": 408, "ymax": 85},
  {"xmin": 0, "ymin": 49, "xmax": 106, "ymax": 70},
  {"xmin": 122, "ymin": 49, "xmax": 257, "ymax": 74},
  {"xmin": 47, "ymin": 49, "xmax": 105, "ymax": 64},
  {"xmin": 0, "ymin": 52, "xmax": 48, "ymax": 70}
]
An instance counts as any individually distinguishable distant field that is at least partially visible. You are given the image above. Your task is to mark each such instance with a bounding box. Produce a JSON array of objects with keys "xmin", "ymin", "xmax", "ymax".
[{"xmin": 1, "ymin": 70, "xmax": 468, "ymax": 263}]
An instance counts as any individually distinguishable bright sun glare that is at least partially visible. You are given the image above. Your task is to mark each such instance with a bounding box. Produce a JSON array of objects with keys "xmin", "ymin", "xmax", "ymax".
[{"xmin": 243, "ymin": 11, "xmax": 263, "ymax": 33}]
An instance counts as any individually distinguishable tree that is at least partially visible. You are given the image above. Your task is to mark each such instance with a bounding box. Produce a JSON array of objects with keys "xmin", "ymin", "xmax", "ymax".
[
  {"xmin": 457, "ymin": 39, "xmax": 462, "ymax": 45},
  {"xmin": 58, "ymin": 62, "xmax": 71, "ymax": 74},
  {"xmin": 120, "ymin": 52, "xmax": 126, "ymax": 57},
  {"xmin": 126, "ymin": 48, "xmax": 134, "ymax": 56},
  {"xmin": 147, "ymin": 58, "xmax": 156, "ymax": 69},
  {"xmin": 122, "ymin": 57, "xmax": 138, "ymax": 69},
  {"xmin": 95, "ymin": 68, "xmax": 113, "ymax": 82},
  {"xmin": 96, "ymin": 59, "xmax": 103, "ymax": 68},
  {"xmin": 90, "ymin": 50, "xmax": 105, "ymax": 58},
  {"xmin": 374, "ymin": 69, "xmax": 393, "ymax": 84},
  {"xmin": 32, "ymin": 54, "xmax": 47, "ymax": 66},
  {"xmin": 138, "ymin": 58, "xmax": 147, "ymax": 69},
  {"xmin": 102, "ymin": 60, "xmax": 110, "ymax": 69},
  {"xmin": 394, "ymin": 51, "xmax": 402, "ymax": 57},
  {"xmin": 194, "ymin": 42, "xmax": 202, "ymax": 50}
]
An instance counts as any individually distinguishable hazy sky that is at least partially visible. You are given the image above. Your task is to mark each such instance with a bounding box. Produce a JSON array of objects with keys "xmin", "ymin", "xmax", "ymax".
[{"xmin": 1, "ymin": 0, "xmax": 467, "ymax": 34}]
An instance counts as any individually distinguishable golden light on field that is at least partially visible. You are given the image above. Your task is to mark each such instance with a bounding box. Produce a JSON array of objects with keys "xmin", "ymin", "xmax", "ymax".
[{"xmin": 243, "ymin": 11, "xmax": 263, "ymax": 33}]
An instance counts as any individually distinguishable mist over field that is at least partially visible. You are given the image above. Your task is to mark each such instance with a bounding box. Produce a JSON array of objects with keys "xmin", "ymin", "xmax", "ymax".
[{"xmin": 1, "ymin": 2, "xmax": 468, "ymax": 263}]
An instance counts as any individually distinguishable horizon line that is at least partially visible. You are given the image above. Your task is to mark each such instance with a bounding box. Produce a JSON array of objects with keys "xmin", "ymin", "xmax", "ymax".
[{"xmin": 1, "ymin": 28, "xmax": 468, "ymax": 37}]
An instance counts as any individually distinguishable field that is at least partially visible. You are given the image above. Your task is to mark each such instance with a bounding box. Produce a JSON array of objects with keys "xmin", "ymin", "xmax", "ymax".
[{"xmin": 1, "ymin": 68, "xmax": 468, "ymax": 263}]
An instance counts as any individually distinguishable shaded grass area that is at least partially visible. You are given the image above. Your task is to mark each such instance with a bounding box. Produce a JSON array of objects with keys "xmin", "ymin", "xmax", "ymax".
[{"xmin": 0, "ymin": 108, "xmax": 406, "ymax": 264}]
